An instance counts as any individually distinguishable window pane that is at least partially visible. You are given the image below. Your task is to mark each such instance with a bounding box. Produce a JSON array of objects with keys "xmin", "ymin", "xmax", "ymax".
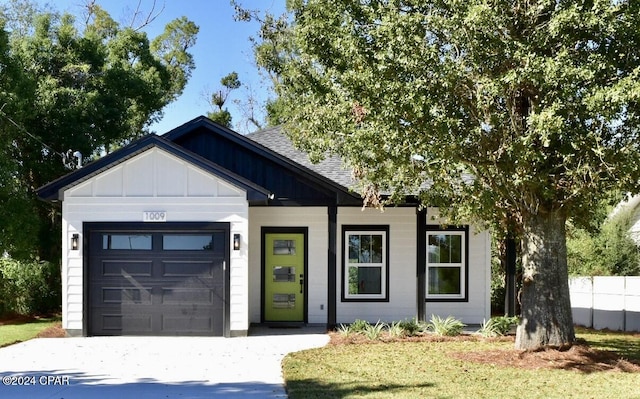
[
  {"xmin": 428, "ymin": 267, "xmax": 461, "ymax": 295},
  {"xmin": 428, "ymin": 234, "xmax": 447, "ymax": 263},
  {"xmin": 428, "ymin": 234, "xmax": 463, "ymax": 264},
  {"xmin": 273, "ymin": 240, "xmax": 296, "ymax": 255},
  {"xmin": 349, "ymin": 266, "xmax": 381, "ymax": 295},
  {"xmin": 163, "ymin": 235, "xmax": 214, "ymax": 250},
  {"xmin": 273, "ymin": 266, "xmax": 295, "ymax": 282},
  {"xmin": 371, "ymin": 234, "xmax": 383, "ymax": 263},
  {"xmin": 450, "ymin": 235, "xmax": 462, "ymax": 263},
  {"xmin": 103, "ymin": 234, "xmax": 152, "ymax": 250},
  {"xmin": 349, "ymin": 235, "xmax": 360, "ymax": 263},
  {"xmin": 359, "ymin": 234, "xmax": 371, "ymax": 262}
]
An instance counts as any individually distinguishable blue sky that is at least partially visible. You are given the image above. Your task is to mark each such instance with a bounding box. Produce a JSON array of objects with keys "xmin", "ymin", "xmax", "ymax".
[{"xmin": 31, "ymin": 0, "xmax": 286, "ymax": 134}]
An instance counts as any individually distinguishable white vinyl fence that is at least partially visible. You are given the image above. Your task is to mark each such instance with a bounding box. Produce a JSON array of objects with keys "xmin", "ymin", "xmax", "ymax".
[{"xmin": 569, "ymin": 276, "xmax": 640, "ymax": 332}]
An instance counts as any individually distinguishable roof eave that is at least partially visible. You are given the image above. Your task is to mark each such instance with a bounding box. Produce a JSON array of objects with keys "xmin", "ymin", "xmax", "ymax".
[{"xmin": 36, "ymin": 134, "xmax": 272, "ymax": 203}]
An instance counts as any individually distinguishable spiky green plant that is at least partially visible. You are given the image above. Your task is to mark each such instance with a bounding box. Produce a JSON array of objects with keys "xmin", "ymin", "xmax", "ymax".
[
  {"xmin": 426, "ymin": 315, "xmax": 466, "ymax": 336},
  {"xmin": 387, "ymin": 321, "xmax": 405, "ymax": 338},
  {"xmin": 364, "ymin": 320, "xmax": 386, "ymax": 340},
  {"xmin": 350, "ymin": 319, "xmax": 371, "ymax": 333},
  {"xmin": 336, "ymin": 323, "xmax": 352, "ymax": 337},
  {"xmin": 398, "ymin": 318, "xmax": 423, "ymax": 336}
]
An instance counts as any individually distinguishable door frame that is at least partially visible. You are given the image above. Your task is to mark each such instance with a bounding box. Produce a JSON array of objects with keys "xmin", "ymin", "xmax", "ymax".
[
  {"xmin": 83, "ymin": 221, "xmax": 231, "ymax": 337},
  {"xmin": 260, "ymin": 226, "xmax": 309, "ymax": 324}
]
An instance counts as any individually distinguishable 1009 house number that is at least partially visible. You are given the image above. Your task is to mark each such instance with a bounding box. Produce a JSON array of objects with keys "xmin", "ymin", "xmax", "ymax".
[{"xmin": 143, "ymin": 211, "xmax": 167, "ymax": 222}]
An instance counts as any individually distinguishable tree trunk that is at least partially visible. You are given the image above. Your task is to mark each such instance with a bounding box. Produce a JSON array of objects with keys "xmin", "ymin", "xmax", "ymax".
[{"xmin": 515, "ymin": 210, "xmax": 575, "ymax": 350}]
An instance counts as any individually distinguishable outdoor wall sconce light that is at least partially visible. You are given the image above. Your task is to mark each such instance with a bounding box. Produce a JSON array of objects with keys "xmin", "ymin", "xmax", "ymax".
[
  {"xmin": 233, "ymin": 234, "xmax": 241, "ymax": 251},
  {"xmin": 71, "ymin": 234, "xmax": 79, "ymax": 251}
]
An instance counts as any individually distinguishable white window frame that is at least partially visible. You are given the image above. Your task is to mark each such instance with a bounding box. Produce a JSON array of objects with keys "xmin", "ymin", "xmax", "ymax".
[
  {"xmin": 426, "ymin": 230, "xmax": 466, "ymax": 300},
  {"xmin": 343, "ymin": 228, "xmax": 388, "ymax": 301}
]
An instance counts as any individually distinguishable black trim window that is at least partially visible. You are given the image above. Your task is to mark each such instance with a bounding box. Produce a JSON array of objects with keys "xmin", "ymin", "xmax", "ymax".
[
  {"xmin": 102, "ymin": 234, "xmax": 152, "ymax": 250},
  {"xmin": 163, "ymin": 234, "xmax": 216, "ymax": 251},
  {"xmin": 426, "ymin": 226, "xmax": 468, "ymax": 301},
  {"xmin": 342, "ymin": 225, "xmax": 389, "ymax": 301}
]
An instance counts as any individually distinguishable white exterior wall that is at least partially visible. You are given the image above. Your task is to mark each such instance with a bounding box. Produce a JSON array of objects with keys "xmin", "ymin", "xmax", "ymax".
[
  {"xmin": 247, "ymin": 206, "xmax": 491, "ymax": 326},
  {"xmin": 248, "ymin": 207, "xmax": 329, "ymax": 324},
  {"xmin": 336, "ymin": 207, "xmax": 418, "ymax": 324},
  {"xmin": 61, "ymin": 148, "xmax": 250, "ymax": 334},
  {"xmin": 423, "ymin": 208, "xmax": 491, "ymax": 324}
]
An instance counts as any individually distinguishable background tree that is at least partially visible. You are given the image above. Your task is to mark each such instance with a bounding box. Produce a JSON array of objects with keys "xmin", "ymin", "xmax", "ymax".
[
  {"xmin": 248, "ymin": 0, "xmax": 640, "ymax": 349},
  {"xmin": 567, "ymin": 202, "xmax": 640, "ymax": 277},
  {"xmin": 0, "ymin": 0, "xmax": 198, "ymax": 262},
  {"xmin": 206, "ymin": 71, "xmax": 241, "ymax": 128}
]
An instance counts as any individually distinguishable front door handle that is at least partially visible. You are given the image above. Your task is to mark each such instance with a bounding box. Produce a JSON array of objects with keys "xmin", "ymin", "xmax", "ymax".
[{"xmin": 299, "ymin": 274, "xmax": 304, "ymax": 294}]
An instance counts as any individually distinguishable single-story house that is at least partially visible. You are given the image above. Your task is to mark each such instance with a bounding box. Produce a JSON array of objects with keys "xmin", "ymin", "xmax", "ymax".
[{"xmin": 37, "ymin": 116, "xmax": 491, "ymax": 337}]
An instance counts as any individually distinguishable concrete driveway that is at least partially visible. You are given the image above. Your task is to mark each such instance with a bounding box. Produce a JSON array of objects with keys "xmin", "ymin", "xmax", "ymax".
[{"xmin": 0, "ymin": 328, "xmax": 329, "ymax": 398}]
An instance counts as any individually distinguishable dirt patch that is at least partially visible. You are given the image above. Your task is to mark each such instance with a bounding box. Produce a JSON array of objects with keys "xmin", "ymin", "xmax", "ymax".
[
  {"xmin": 329, "ymin": 332, "xmax": 640, "ymax": 373},
  {"xmin": 451, "ymin": 343, "xmax": 640, "ymax": 373}
]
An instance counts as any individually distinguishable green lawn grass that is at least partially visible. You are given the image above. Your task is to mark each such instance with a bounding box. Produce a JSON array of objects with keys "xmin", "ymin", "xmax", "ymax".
[
  {"xmin": 0, "ymin": 317, "xmax": 61, "ymax": 348},
  {"xmin": 283, "ymin": 328, "xmax": 640, "ymax": 399}
]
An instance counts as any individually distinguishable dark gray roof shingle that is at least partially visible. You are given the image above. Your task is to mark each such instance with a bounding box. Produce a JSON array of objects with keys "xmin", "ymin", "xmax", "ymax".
[{"xmin": 246, "ymin": 126, "xmax": 356, "ymax": 190}]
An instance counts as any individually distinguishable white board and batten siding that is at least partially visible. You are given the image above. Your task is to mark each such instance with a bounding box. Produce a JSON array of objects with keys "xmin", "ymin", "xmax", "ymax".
[
  {"xmin": 423, "ymin": 208, "xmax": 492, "ymax": 325},
  {"xmin": 61, "ymin": 147, "xmax": 250, "ymax": 334},
  {"xmin": 248, "ymin": 207, "xmax": 329, "ymax": 324},
  {"xmin": 336, "ymin": 207, "xmax": 418, "ymax": 324}
]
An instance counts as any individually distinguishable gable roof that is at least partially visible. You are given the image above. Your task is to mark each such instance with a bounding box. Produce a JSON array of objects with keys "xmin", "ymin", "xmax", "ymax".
[
  {"xmin": 36, "ymin": 134, "xmax": 273, "ymax": 203},
  {"xmin": 163, "ymin": 116, "xmax": 362, "ymax": 205},
  {"xmin": 246, "ymin": 125, "xmax": 355, "ymax": 190}
]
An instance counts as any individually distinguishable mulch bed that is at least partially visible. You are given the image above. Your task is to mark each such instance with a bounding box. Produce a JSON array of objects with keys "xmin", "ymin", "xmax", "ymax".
[
  {"xmin": 450, "ymin": 342, "xmax": 640, "ymax": 373},
  {"xmin": 36, "ymin": 322, "xmax": 67, "ymax": 338},
  {"xmin": 329, "ymin": 332, "xmax": 640, "ymax": 373}
]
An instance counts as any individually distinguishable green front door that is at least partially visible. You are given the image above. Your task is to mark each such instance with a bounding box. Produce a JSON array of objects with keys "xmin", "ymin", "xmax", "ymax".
[{"xmin": 264, "ymin": 232, "xmax": 305, "ymax": 322}]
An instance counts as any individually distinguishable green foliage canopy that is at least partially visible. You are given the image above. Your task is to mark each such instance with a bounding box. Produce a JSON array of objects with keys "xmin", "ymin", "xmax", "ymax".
[
  {"xmin": 251, "ymin": 0, "xmax": 640, "ymax": 349},
  {"xmin": 0, "ymin": 1, "xmax": 198, "ymax": 261},
  {"xmin": 259, "ymin": 0, "xmax": 640, "ymax": 232}
]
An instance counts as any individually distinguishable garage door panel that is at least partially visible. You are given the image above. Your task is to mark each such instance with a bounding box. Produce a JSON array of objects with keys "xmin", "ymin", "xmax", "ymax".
[
  {"xmin": 98, "ymin": 314, "xmax": 153, "ymax": 333},
  {"xmin": 162, "ymin": 315, "xmax": 218, "ymax": 334},
  {"xmin": 102, "ymin": 287, "xmax": 153, "ymax": 304},
  {"xmin": 161, "ymin": 288, "xmax": 214, "ymax": 304},
  {"xmin": 161, "ymin": 260, "xmax": 219, "ymax": 277},
  {"xmin": 88, "ymin": 225, "xmax": 228, "ymax": 336},
  {"xmin": 101, "ymin": 260, "xmax": 153, "ymax": 277}
]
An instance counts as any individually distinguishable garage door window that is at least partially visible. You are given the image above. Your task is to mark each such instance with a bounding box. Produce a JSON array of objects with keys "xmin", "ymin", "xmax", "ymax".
[
  {"xmin": 163, "ymin": 234, "xmax": 215, "ymax": 250},
  {"xmin": 102, "ymin": 234, "xmax": 152, "ymax": 250}
]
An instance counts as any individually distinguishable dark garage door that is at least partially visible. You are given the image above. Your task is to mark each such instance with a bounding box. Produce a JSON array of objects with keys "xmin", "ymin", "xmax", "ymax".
[{"xmin": 87, "ymin": 223, "xmax": 229, "ymax": 336}]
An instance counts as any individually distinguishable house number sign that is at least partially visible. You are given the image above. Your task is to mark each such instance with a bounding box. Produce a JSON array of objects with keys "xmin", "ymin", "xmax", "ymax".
[{"xmin": 143, "ymin": 211, "xmax": 167, "ymax": 222}]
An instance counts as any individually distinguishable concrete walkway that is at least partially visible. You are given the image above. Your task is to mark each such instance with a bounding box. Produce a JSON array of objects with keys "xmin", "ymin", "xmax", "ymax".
[{"xmin": 0, "ymin": 327, "xmax": 329, "ymax": 398}]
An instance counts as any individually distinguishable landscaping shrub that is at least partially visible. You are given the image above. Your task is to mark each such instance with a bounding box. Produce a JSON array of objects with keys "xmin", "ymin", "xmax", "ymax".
[
  {"xmin": 0, "ymin": 258, "xmax": 61, "ymax": 317},
  {"xmin": 426, "ymin": 315, "xmax": 466, "ymax": 336},
  {"xmin": 387, "ymin": 321, "xmax": 405, "ymax": 338},
  {"xmin": 398, "ymin": 318, "xmax": 423, "ymax": 336},
  {"xmin": 363, "ymin": 320, "xmax": 386, "ymax": 340},
  {"xmin": 477, "ymin": 315, "xmax": 519, "ymax": 337},
  {"xmin": 349, "ymin": 319, "xmax": 370, "ymax": 333}
]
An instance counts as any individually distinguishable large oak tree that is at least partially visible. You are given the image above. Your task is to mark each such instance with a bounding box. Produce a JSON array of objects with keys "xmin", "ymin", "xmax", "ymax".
[{"xmin": 251, "ymin": 0, "xmax": 640, "ymax": 349}]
